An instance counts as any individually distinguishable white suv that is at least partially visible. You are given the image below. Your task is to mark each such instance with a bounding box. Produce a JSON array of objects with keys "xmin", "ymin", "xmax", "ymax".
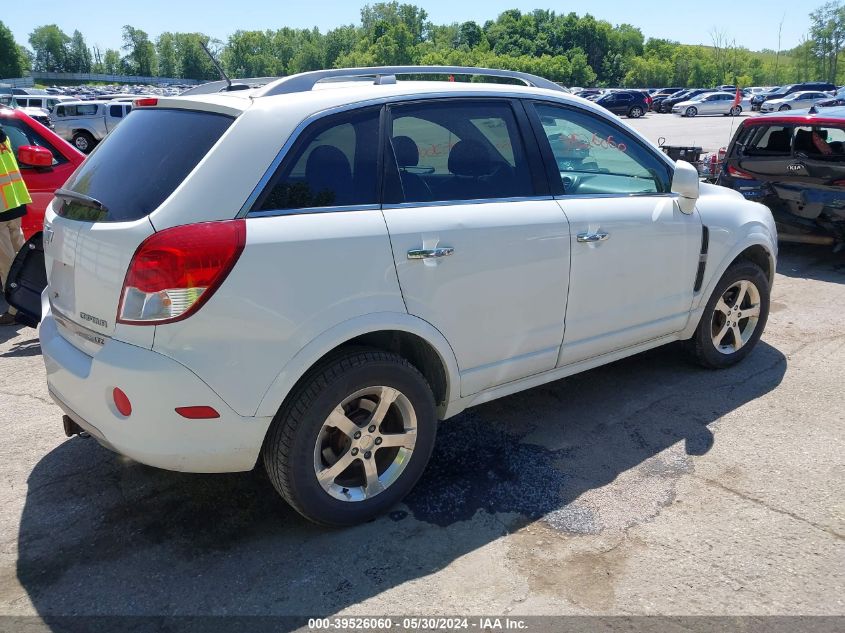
[{"xmin": 14, "ymin": 66, "xmax": 777, "ymax": 526}]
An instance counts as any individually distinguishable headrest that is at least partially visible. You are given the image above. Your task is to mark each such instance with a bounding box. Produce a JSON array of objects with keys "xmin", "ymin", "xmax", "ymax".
[
  {"xmin": 447, "ymin": 139, "xmax": 492, "ymax": 177},
  {"xmin": 392, "ymin": 136, "xmax": 419, "ymax": 168},
  {"xmin": 305, "ymin": 145, "xmax": 351, "ymax": 180}
]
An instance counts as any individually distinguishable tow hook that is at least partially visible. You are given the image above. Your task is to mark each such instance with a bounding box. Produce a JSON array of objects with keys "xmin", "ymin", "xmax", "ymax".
[{"xmin": 62, "ymin": 415, "xmax": 89, "ymax": 438}]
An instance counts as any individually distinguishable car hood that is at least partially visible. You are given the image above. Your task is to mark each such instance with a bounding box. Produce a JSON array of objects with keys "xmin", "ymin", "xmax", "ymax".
[{"xmin": 674, "ymin": 100, "xmax": 703, "ymax": 108}]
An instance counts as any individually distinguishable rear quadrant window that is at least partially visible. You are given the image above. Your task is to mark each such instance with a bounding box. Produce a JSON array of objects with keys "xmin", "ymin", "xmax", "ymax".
[{"xmin": 254, "ymin": 108, "xmax": 379, "ymax": 212}]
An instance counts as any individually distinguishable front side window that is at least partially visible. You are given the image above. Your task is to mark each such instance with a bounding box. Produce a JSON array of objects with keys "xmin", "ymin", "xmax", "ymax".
[
  {"xmin": 0, "ymin": 118, "xmax": 63, "ymax": 166},
  {"xmin": 253, "ymin": 108, "xmax": 379, "ymax": 212},
  {"xmin": 533, "ymin": 102, "xmax": 670, "ymax": 195},
  {"xmin": 387, "ymin": 100, "xmax": 534, "ymax": 203}
]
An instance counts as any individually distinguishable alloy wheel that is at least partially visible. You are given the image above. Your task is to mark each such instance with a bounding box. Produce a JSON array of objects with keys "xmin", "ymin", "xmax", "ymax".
[
  {"xmin": 710, "ymin": 280, "xmax": 762, "ymax": 354},
  {"xmin": 313, "ymin": 385, "xmax": 417, "ymax": 502}
]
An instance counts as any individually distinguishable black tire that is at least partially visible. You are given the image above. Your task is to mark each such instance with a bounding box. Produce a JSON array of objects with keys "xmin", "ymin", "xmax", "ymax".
[
  {"xmin": 72, "ymin": 131, "xmax": 95, "ymax": 153},
  {"xmin": 730, "ymin": 105, "xmax": 742, "ymax": 116},
  {"xmin": 778, "ymin": 104, "xmax": 790, "ymax": 111},
  {"xmin": 685, "ymin": 106, "xmax": 697, "ymax": 118},
  {"xmin": 688, "ymin": 261, "xmax": 770, "ymax": 369},
  {"xmin": 262, "ymin": 347, "xmax": 437, "ymax": 526},
  {"xmin": 628, "ymin": 106, "xmax": 644, "ymax": 118}
]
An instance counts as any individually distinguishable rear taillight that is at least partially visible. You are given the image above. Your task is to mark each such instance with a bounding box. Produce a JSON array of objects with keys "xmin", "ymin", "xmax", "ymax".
[
  {"xmin": 134, "ymin": 98, "xmax": 158, "ymax": 107},
  {"xmin": 727, "ymin": 165, "xmax": 755, "ymax": 180},
  {"xmin": 117, "ymin": 220, "xmax": 246, "ymax": 325}
]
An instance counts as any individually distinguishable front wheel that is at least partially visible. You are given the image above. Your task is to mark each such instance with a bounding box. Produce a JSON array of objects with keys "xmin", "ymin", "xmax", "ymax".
[
  {"xmin": 685, "ymin": 106, "xmax": 698, "ymax": 117},
  {"xmin": 730, "ymin": 105, "xmax": 742, "ymax": 116},
  {"xmin": 688, "ymin": 261, "xmax": 770, "ymax": 369},
  {"xmin": 262, "ymin": 348, "xmax": 437, "ymax": 526},
  {"xmin": 778, "ymin": 104, "xmax": 791, "ymax": 111}
]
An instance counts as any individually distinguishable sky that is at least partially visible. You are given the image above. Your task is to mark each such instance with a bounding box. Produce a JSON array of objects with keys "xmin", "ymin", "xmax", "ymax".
[{"xmin": 4, "ymin": 0, "xmax": 818, "ymax": 54}]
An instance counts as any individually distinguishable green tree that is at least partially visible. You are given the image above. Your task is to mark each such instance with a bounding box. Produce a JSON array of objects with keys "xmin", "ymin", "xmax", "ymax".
[
  {"xmin": 0, "ymin": 21, "xmax": 26, "ymax": 78},
  {"xmin": 156, "ymin": 33, "xmax": 179, "ymax": 77},
  {"xmin": 121, "ymin": 25, "xmax": 157, "ymax": 76},
  {"xmin": 103, "ymin": 49, "xmax": 121, "ymax": 74},
  {"xmin": 67, "ymin": 30, "xmax": 92, "ymax": 73},
  {"xmin": 29, "ymin": 24, "xmax": 70, "ymax": 72}
]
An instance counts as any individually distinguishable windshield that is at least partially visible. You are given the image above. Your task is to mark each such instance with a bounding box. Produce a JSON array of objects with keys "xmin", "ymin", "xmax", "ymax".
[{"xmin": 58, "ymin": 108, "xmax": 233, "ymax": 222}]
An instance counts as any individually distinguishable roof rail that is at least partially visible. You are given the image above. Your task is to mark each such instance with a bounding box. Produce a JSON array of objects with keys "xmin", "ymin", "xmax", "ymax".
[
  {"xmin": 254, "ymin": 66, "xmax": 568, "ymax": 97},
  {"xmin": 180, "ymin": 77, "xmax": 280, "ymax": 96}
]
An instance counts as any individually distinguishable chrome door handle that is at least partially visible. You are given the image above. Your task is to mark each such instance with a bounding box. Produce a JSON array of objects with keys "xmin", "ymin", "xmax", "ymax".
[
  {"xmin": 407, "ymin": 247, "xmax": 454, "ymax": 260},
  {"xmin": 576, "ymin": 231, "xmax": 609, "ymax": 243}
]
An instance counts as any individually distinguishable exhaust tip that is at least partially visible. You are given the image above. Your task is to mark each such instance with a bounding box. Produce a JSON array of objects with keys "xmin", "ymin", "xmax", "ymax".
[{"xmin": 62, "ymin": 415, "xmax": 81, "ymax": 437}]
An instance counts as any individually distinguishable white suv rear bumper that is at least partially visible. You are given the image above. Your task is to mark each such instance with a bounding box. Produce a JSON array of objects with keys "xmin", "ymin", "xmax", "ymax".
[{"xmin": 39, "ymin": 309, "xmax": 271, "ymax": 473}]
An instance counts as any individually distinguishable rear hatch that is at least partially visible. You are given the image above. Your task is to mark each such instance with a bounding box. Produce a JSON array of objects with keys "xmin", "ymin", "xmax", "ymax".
[
  {"xmin": 35, "ymin": 106, "xmax": 235, "ymax": 351},
  {"xmin": 723, "ymin": 118, "xmax": 845, "ymax": 224}
]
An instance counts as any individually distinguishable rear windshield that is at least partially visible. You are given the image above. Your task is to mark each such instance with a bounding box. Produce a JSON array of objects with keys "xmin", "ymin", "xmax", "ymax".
[
  {"xmin": 58, "ymin": 108, "xmax": 233, "ymax": 222},
  {"xmin": 735, "ymin": 123, "xmax": 845, "ymax": 160}
]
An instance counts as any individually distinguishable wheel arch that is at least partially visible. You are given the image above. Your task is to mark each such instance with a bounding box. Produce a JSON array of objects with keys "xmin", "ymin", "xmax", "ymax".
[
  {"xmin": 682, "ymin": 233, "xmax": 776, "ymax": 339},
  {"xmin": 254, "ymin": 312, "xmax": 461, "ymax": 420}
]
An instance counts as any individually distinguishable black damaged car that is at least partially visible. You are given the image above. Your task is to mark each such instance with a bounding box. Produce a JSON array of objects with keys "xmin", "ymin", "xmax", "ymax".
[{"xmin": 718, "ymin": 107, "xmax": 845, "ymax": 246}]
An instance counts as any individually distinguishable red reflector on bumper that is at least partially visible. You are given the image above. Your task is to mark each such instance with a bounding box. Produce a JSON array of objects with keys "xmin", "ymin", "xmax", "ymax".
[
  {"xmin": 175, "ymin": 406, "xmax": 220, "ymax": 419},
  {"xmin": 113, "ymin": 388, "xmax": 132, "ymax": 417}
]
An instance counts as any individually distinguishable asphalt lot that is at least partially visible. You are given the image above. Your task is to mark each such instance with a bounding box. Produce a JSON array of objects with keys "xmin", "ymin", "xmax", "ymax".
[
  {"xmin": 0, "ymin": 243, "xmax": 843, "ymax": 625},
  {"xmin": 628, "ymin": 111, "xmax": 757, "ymax": 154}
]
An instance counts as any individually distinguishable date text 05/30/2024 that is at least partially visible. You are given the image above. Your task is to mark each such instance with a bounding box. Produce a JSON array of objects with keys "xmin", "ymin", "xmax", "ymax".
[{"xmin": 308, "ymin": 617, "xmax": 528, "ymax": 630}]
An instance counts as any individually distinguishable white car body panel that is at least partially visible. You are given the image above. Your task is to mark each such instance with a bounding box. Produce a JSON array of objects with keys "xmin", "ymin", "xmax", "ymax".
[
  {"xmin": 382, "ymin": 199, "xmax": 570, "ymax": 396},
  {"xmin": 34, "ymin": 76, "xmax": 778, "ymax": 473},
  {"xmin": 152, "ymin": 211, "xmax": 406, "ymax": 417},
  {"xmin": 556, "ymin": 195, "xmax": 700, "ymax": 365}
]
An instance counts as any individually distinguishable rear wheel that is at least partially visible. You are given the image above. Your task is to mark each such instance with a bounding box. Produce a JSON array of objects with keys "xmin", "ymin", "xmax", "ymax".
[
  {"xmin": 628, "ymin": 106, "xmax": 644, "ymax": 118},
  {"xmin": 72, "ymin": 131, "xmax": 95, "ymax": 153},
  {"xmin": 685, "ymin": 106, "xmax": 698, "ymax": 117},
  {"xmin": 688, "ymin": 261, "xmax": 770, "ymax": 369},
  {"xmin": 262, "ymin": 348, "xmax": 437, "ymax": 526},
  {"xmin": 730, "ymin": 105, "xmax": 742, "ymax": 116}
]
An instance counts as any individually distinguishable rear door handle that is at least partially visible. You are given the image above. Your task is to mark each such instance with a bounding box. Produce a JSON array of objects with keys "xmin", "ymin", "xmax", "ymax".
[
  {"xmin": 407, "ymin": 247, "xmax": 454, "ymax": 260},
  {"xmin": 576, "ymin": 231, "xmax": 609, "ymax": 243}
]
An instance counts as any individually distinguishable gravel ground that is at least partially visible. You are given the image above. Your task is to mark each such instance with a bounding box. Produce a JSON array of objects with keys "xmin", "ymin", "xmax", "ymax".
[{"xmin": 0, "ymin": 244, "xmax": 842, "ymax": 625}]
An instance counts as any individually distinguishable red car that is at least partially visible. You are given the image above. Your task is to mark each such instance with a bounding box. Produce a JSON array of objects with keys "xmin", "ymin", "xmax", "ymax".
[{"xmin": 0, "ymin": 107, "xmax": 84, "ymax": 238}]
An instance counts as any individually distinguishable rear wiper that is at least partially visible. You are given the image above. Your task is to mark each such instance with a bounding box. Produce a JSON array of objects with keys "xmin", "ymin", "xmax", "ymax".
[{"xmin": 54, "ymin": 188, "xmax": 109, "ymax": 212}]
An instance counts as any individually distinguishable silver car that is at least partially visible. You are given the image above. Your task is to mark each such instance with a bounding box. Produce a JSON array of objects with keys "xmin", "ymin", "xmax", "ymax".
[
  {"xmin": 671, "ymin": 91, "xmax": 749, "ymax": 117},
  {"xmin": 760, "ymin": 91, "xmax": 832, "ymax": 112}
]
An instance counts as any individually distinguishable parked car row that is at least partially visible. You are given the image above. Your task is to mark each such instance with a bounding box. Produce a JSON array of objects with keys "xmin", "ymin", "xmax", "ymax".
[{"xmin": 750, "ymin": 82, "xmax": 838, "ymax": 110}]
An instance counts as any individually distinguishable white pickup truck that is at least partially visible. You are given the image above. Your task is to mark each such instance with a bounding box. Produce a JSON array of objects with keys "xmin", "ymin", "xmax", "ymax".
[{"xmin": 50, "ymin": 100, "xmax": 133, "ymax": 152}]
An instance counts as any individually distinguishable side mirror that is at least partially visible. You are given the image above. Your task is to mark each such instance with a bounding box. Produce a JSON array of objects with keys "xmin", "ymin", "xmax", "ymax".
[
  {"xmin": 672, "ymin": 160, "xmax": 700, "ymax": 214},
  {"xmin": 17, "ymin": 145, "xmax": 53, "ymax": 168}
]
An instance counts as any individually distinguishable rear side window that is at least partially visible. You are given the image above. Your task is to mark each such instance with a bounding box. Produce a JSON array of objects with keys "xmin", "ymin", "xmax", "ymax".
[
  {"xmin": 253, "ymin": 108, "xmax": 380, "ymax": 212},
  {"xmin": 59, "ymin": 108, "xmax": 233, "ymax": 222},
  {"xmin": 109, "ymin": 104, "xmax": 124, "ymax": 118},
  {"xmin": 387, "ymin": 100, "xmax": 534, "ymax": 203}
]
